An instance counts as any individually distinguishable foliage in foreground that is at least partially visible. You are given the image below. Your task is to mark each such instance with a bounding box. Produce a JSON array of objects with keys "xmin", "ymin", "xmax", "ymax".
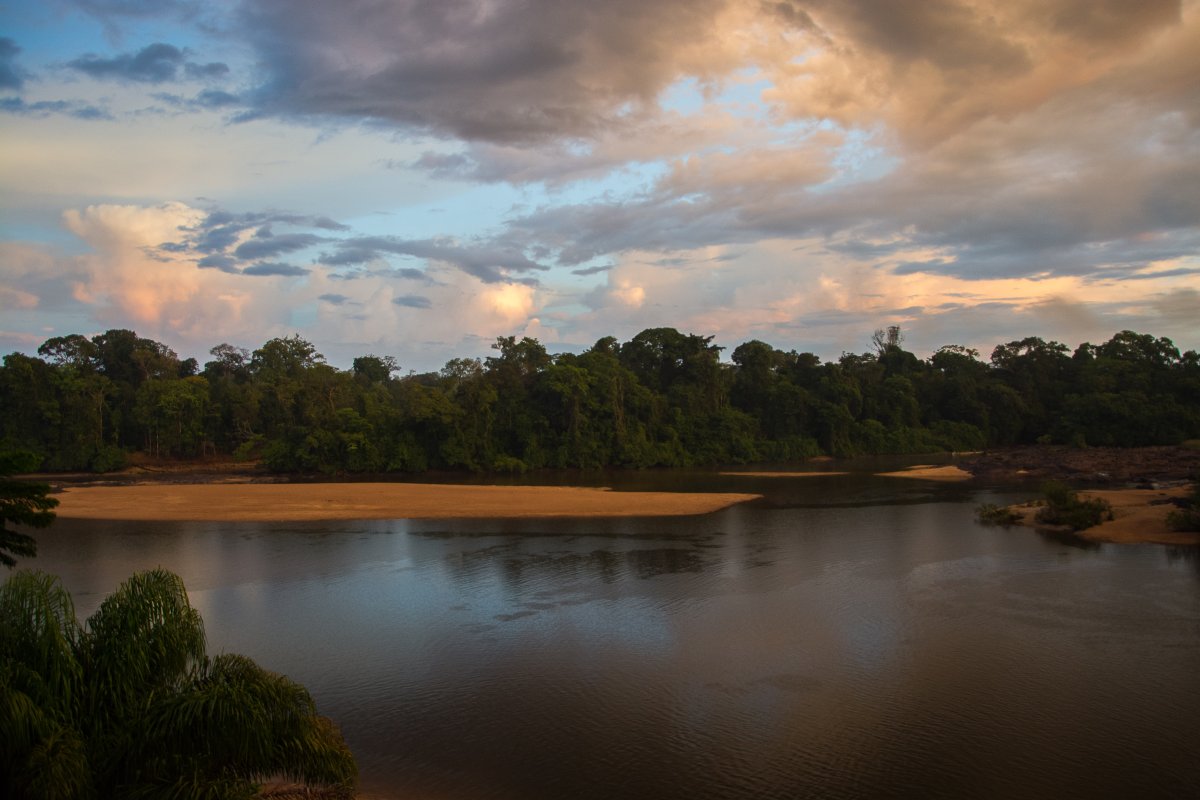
[
  {"xmin": 1034, "ymin": 481, "xmax": 1113, "ymax": 532},
  {"xmin": 0, "ymin": 568, "xmax": 357, "ymax": 799},
  {"xmin": 0, "ymin": 450, "xmax": 58, "ymax": 568}
]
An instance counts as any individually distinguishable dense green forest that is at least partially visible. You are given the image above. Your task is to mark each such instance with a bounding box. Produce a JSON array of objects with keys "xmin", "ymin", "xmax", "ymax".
[{"xmin": 1, "ymin": 327, "xmax": 1197, "ymax": 474}]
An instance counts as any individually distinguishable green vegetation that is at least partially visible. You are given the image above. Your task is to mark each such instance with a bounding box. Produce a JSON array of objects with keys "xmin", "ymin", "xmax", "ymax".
[
  {"xmin": 975, "ymin": 503, "xmax": 1023, "ymax": 527},
  {"xmin": 0, "ymin": 568, "xmax": 357, "ymax": 798},
  {"xmin": 1166, "ymin": 483, "xmax": 1200, "ymax": 532},
  {"xmin": 0, "ymin": 449, "xmax": 59, "ymax": 568},
  {"xmin": 2, "ymin": 327, "xmax": 1198, "ymax": 475},
  {"xmin": 1035, "ymin": 481, "xmax": 1113, "ymax": 531}
]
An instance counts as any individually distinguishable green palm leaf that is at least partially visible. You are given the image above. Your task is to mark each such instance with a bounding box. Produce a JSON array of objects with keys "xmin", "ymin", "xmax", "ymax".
[{"xmin": 1, "ymin": 568, "xmax": 357, "ymax": 799}]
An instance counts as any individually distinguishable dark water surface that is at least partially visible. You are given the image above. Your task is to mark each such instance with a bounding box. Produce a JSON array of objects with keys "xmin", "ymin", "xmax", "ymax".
[{"xmin": 33, "ymin": 470, "xmax": 1200, "ymax": 799}]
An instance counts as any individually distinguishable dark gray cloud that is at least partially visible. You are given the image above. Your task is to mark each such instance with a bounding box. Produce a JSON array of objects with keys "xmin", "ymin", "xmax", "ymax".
[
  {"xmin": 1032, "ymin": 0, "xmax": 1180, "ymax": 44},
  {"xmin": 67, "ymin": 43, "xmax": 228, "ymax": 84},
  {"xmin": 803, "ymin": 0, "xmax": 1030, "ymax": 75},
  {"xmin": 393, "ymin": 295, "xmax": 432, "ymax": 309},
  {"xmin": 152, "ymin": 89, "xmax": 243, "ymax": 111},
  {"xmin": 318, "ymin": 293, "xmax": 351, "ymax": 305},
  {"xmin": 233, "ymin": 231, "xmax": 325, "ymax": 260},
  {"xmin": 571, "ymin": 265, "xmax": 612, "ymax": 276},
  {"xmin": 179, "ymin": 210, "xmax": 347, "ymax": 256},
  {"xmin": 237, "ymin": 0, "xmax": 731, "ymax": 144},
  {"xmin": 184, "ymin": 61, "xmax": 229, "ymax": 80},
  {"xmin": 0, "ymin": 38, "xmax": 29, "ymax": 90},
  {"xmin": 196, "ymin": 254, "xmax": 240, "ymax": 273},
  {"xmin": 0, "ymin": 97, "xmax": 112, "ymax": 120},
  {"xmin": 241, "ymin": 262, "xmax": 309, "ymax": 277},
  {"xmin": 318, "ymin": 235, "xmax": 547, "ymax": 283},
  {"xmin": 157, "ymin": 207, "xmax": 549, "ymax": 284},
  {"xmin": 195, "ymin": 89, "xmax": 239, "ymax": 107}
]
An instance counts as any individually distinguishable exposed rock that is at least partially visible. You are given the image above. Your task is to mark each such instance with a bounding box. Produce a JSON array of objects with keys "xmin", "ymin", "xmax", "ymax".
[{"xmin": 961, "ymin": 445, "xmax": 1200, "ymax": 485}]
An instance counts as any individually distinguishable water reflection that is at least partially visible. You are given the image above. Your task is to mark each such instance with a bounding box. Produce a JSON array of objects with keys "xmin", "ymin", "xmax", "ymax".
[
  {"xmin": 1034, "ymin": 526, "xmax": 1104, "ymax": 551},
  {"xmin": 29, "ymin": 474, "xmax": 1200, "ymax": 799}
]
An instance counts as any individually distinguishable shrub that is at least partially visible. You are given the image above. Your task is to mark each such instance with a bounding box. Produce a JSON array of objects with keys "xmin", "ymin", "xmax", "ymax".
[
  {"xmin": 490, "ymin": 454, "xmax": 528, "ymax": 474},
  {"xmin": 1035, "ymin": 480, "xmax": 1112, "ymax": 531},
  {"xmin": 976, "ymin": 503, "xmax": 1022, "ymax": 526},
  {"xmin": 89, "ymin": 444, "xmax": 127, "ymax": 473},
  {"xmin": 1166, "ymin": 483, "xmax": 1200, "ymax": 532}
]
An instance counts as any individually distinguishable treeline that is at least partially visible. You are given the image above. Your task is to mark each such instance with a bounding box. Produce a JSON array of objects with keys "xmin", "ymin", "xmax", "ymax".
[{"xmin": 1, "ymin": 327, "xmax": 1197, "ymax": 474}]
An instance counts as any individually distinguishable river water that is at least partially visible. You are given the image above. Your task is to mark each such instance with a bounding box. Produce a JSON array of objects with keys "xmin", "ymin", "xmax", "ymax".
[{"xmin": 30, "ymin": 468, "xmax": 1200, "ymax": 798}]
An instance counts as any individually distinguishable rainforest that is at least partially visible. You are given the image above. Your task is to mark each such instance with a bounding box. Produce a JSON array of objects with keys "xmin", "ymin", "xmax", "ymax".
[{"xmin": 3, "ymin": 327, "xmax": 1197, "ymax": 475}]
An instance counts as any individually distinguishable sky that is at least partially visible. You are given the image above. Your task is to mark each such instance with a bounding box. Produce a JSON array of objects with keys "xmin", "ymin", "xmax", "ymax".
[{"xmin": 1, "ymin": 0, "xmax": 1197, "ymax": 371}]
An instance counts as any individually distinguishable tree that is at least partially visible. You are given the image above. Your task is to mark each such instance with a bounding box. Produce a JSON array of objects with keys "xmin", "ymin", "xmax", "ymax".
[
  {"xmin": 251, "ymin": 335, "xmax": 324, "ymax": 378},
  {"xmin": 0, "ymin": 568, "xmax": 357, "ymax": 797},
  {"xmin": 0, "ymin": 450, "xmax": 58, "ymax": 568},
  {"xmin": 871, "ymin": 325, "xmax": 903, "ymax": 356},
  {"xmin": 352, "ymin": 355, "xmax": 398, "ymax": 385}
]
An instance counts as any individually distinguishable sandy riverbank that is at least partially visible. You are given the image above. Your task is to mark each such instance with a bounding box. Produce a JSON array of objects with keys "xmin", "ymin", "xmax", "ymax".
[
  {"xmin": 717, "ymin": 465, "xmax": 972, "ymax": 480},
  {"xmin": 1006, "ymin": 485, "xmax": 1199, "ymax": 545},
  {"xmin": 876, "ymin": 465, "xmax": 973, "ymax": 481},
  {"xmin": 719, "ymin": 471, "xmax": 850, "ymax": 478},
  {"xmin": 52, "ymin": 482, "xmax": 761, "ymax": 522}
]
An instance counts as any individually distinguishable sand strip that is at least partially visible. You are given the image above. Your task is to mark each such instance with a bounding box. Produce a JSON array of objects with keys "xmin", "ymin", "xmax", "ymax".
[
  {"xmin": 52, "ymin": 482, "xmax": 760, "ymax": 522},
  {"xmin": 876, "ymin": 465, "xmax": 973, "ymax": 482},
  {"xmin": 719, "ymin": 471, "xmax": 850, "ymax": 478}
]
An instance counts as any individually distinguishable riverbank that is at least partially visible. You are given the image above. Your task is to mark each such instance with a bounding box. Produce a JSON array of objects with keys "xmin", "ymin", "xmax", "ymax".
[
  {"xmin": 1003, "ymin": 485, "xmax": 1199, "ymax": 546},
  {"xmin": 52, "ymin": 482, "xmax": 761, "ymax": 522}
]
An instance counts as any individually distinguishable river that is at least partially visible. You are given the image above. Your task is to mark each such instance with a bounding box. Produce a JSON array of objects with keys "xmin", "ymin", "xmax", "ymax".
[{"xmin": 29, "ymin": 468, "xmax": 1200, "ymax": 798}]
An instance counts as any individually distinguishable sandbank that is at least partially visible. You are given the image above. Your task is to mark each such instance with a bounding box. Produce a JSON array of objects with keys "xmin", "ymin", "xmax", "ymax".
[
  {"xmin": 52, "ymin": 482, "xmax": 760, "ymax": 522},
  {"xmin": 1007, "ymin": 485, "xmax": 1198, "ymax": 545},
  {"xmin": 719, "ymin": 471, "xmax": 850, "ymax": 478},
  {"xmin": 876, "ymin": 465, "xmax": 973, "ymax": 482}
]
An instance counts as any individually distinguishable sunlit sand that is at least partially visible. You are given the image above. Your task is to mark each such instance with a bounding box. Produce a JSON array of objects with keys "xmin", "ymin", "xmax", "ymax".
[
  {"xmin": 53, "ymin": 482, "xmax": 761, "ymax": 522},
  {"xmin": 719, "ymin": 471, "xmax": 850, "ymax": 477},
  {"xmin": 876, "ymin": 465, "xmax": 973, "ymax": 481},
  {"xmin": 1007, "ymin": 485, "xmax": 1198, "ymax": 545}
]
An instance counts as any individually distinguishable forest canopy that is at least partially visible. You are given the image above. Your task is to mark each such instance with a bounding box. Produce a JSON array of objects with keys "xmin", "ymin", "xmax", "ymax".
[{"xmin": 2, "ymin": 328, "xmax": 1197, "ymax": 474}]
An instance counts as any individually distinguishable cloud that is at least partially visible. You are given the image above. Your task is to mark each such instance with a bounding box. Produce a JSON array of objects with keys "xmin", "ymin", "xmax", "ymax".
[
  {"xmin": 571, "ymin": 265, "xmax": 612, "ymax": 276},
  {"xmin": 196, "ymin": 254, "xmax": 239, "ymax": 273},
  {"xmin": 242, "ymin": 262, "xmax": 310, "ymax": 277},
  {"xmin": 184, "ymin": 61, "xmax": 230, "ymax": 80},
  {"xmin": 317, "ymin": 235, "xmax": 547, "ymax": 283},
  {"xmin": 237, "ymin": 0, "xmax": 743, "ymax": 144},
  {"xmin": 0, "ymin": 97, "xmax": 113, "ymax": 120},
  {"xmin": 194, "ymin": 89, "xmax": 240, "ymax": 108},
  {"xmin": 393, "ymin": 294, "xmax": 432, "ymax": 309},
  {"xmin": 152, "ymin": 206, "xmax": 549, "ymax": 285},
  {"xmin": 66, "ymin": 43, "xmax": 228, "ymax": 84},
  {"xmin": 233, "ymin": 231, "xmax": 325, "ymax": 260},
  {"xmin": 760, "ymin": 0, "xmax": 1183, "ymax": 146},
  {"xmin": 3, "ymin": 4, "xmax": 1198, "ymax": 368},
  {"xmin": 0, "ymin": 38, "xmax": 29, "ymax": 90}
]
